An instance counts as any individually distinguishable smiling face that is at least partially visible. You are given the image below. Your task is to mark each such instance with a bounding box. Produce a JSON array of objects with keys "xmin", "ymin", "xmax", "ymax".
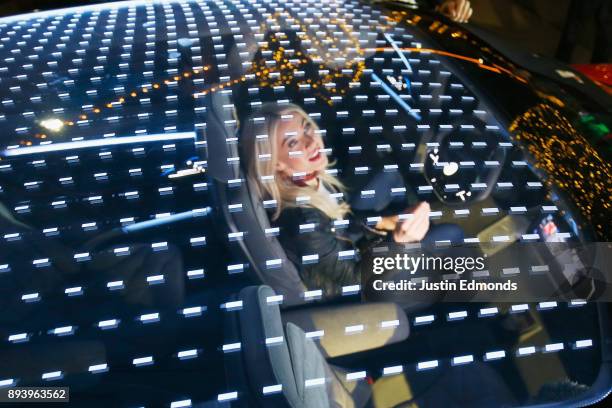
[{"xmin": 274, "ymin": 111, "xmax": 328, "ymax": 179}]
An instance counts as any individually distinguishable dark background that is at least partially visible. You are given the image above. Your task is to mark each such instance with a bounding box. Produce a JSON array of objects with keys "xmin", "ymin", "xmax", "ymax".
[
  {"xmin": 466, "ymin": 0, "xmax": 607, "ymax": 64},
  {"xmin": 0, "ymin": 0, "xmax": 604, "ymax": 64}
]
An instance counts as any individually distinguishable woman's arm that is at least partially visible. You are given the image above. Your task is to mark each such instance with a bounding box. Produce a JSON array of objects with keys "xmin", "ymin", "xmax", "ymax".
[{"xmin": 276, "ymin": 207, "xmax": 362, "ymax": 296}]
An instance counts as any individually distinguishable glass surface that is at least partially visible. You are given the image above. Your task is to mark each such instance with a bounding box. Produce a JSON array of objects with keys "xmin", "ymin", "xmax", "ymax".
[{"xmin": 0, "ymin": 0, "xmax": 608, "ymax": 406}]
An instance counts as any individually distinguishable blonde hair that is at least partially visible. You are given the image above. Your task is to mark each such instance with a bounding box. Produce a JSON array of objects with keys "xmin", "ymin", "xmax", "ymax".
[{"xmin": 240, "ymin": 103, "xmax": 350, "ymax": 221}]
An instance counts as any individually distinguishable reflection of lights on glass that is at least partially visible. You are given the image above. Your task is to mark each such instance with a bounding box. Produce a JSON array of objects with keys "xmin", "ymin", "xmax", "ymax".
[
  {"xmin": 387, "ymin": 75, "xmax": 407, "ymax": 91},
  {"xmin": 443, "ymin": 162, "xmax": 459, "ymax": 176},
  {"xmin": 3, "ymin": 132, "xmax": 195, "ymax": 156},
  {"xmin": 371, "ymin": 72, "xmax": 421, "ymax": 120},
  {"xmin": 40, "ymin": 118, "xmax": 64, "ymax": 132},
  {"xmin": 510, "ymin": 103, "xmax": 611, "ymax": 240},
  {"xmin": 168, "ymin": 167, "xmax": 205, "ymax": 179},
  {"xmin": 455, "ymin": 190, "xmax": 472, "ymax": 201}
]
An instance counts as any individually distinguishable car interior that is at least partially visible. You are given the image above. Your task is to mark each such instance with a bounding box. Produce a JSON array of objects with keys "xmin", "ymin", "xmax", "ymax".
[{"xmin": 0, "ymin": 0, "xmax": 609, "ymax": 407}]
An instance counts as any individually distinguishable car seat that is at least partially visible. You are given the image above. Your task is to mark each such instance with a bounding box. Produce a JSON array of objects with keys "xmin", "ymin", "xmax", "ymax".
[
  {"xmin": 224, "ymin": 285, "xmax": 375, "ymax": 407},
  {"xmin": 225, "ymin": 285, "xmax": 520, "ymax": 408},
  {"xmin": 204, "ymin": 91, "xmax": 311, "ymax": 305}
]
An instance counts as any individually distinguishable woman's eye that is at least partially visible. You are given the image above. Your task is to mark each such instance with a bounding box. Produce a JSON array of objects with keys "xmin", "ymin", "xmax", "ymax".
[{"xmin": 287, "ymin": 139, "xmax": 298, "ymax": 149}]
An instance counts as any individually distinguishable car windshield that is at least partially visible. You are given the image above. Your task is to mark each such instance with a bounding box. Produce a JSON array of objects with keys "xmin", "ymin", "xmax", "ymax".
[{"xmin": 0, "ymin": 0, "xmax": 608, "ymax": 407}]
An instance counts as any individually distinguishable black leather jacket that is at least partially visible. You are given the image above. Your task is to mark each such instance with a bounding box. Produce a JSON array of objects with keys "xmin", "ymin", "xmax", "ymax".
[{"xmin": 273, "ymin": 205, "xmax": 389, "ymax": 296}]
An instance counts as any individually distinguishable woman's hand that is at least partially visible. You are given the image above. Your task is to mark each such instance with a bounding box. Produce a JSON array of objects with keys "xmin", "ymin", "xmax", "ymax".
[
  {"xmin": 393, "ymin": 201, "xmax": 431, "ymax": 243},
  {"xmin": 437, "ymin": 0, "xmax": 473, "ymax": 23},
  {"xmin": 375, "ymin": 214, "xmax": 399, "ymax": 232}
]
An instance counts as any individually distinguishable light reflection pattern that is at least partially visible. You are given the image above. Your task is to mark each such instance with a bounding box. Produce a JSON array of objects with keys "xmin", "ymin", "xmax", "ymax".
[
  {"xmin": 510, "ymin": 103, "xmax": 612, "ymax": 240},
  {"xmin": 0, "ymin": 0, "xmax": 606, "ymax": 406}
]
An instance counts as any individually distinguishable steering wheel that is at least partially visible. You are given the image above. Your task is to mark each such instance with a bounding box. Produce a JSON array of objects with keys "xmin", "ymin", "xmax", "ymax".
[{"xmin": 414, "ymin": 118, "xmax": 507, "ymax": 205}]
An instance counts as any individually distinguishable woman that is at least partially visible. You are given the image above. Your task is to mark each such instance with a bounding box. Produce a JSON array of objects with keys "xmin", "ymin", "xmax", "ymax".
[{"xmin": 240, "ymin": 103, "xmax": 463, "ymax": 296}]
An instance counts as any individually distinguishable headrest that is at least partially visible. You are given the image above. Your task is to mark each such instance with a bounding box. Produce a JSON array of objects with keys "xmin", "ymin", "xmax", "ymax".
[
  {"xmin": 204, "ymin": 91, "xmax": 241, "ymax": 183},
  {"xmin": 204, "ymin": 93, "xmax": 308, "ymax": 305}
]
